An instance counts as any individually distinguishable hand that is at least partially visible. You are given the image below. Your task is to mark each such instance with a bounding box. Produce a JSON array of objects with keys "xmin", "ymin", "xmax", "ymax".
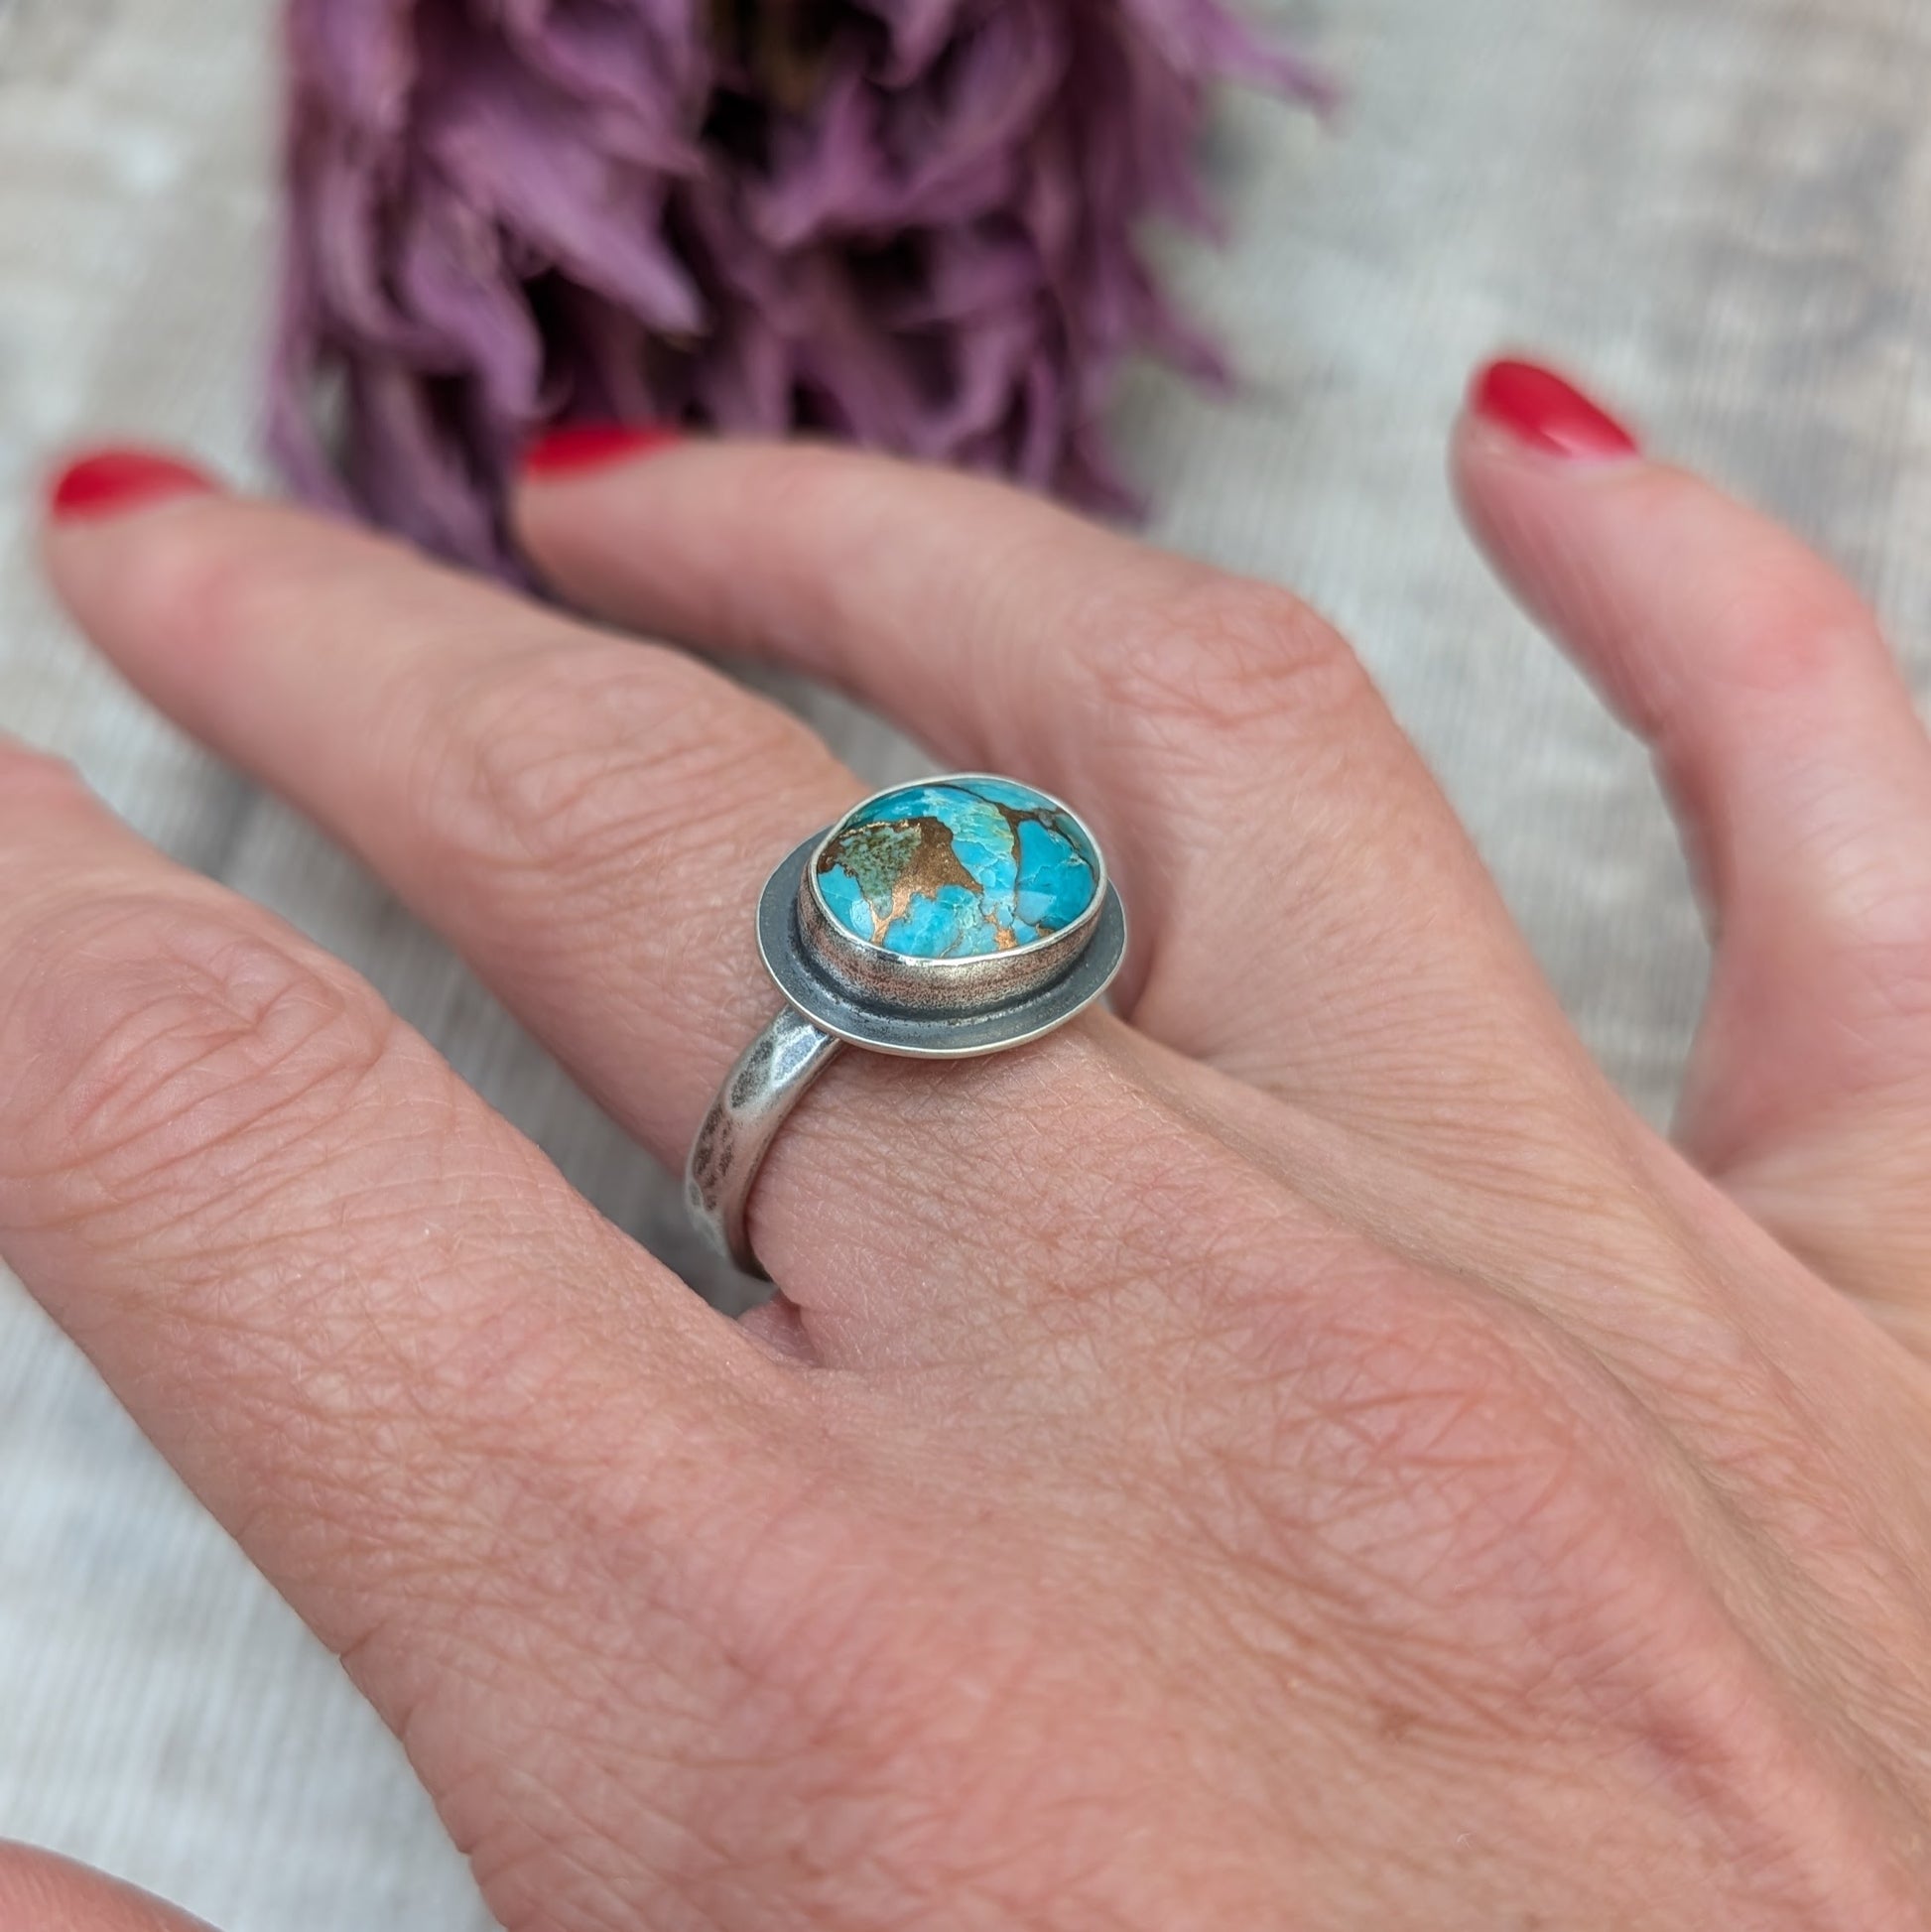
[{"xmin": 5, "ymin": 358, "xmax": 1931, "ymax": 1931}]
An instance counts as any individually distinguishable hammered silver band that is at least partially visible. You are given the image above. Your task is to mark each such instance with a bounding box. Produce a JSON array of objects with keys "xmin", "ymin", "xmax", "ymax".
[
  {"xmin": 686, "ymin": 1005, "xmax": 844, "ymax": 1276},
  {"xmin": 685, "ymin": 776, "xmax": 1127, "ymax": 1280}
]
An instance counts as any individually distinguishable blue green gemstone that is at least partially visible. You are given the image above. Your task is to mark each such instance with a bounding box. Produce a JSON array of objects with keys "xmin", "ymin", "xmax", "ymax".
[{"xmin": 815, "ymin": 777, "xmax": 1100, "ymax": 959}]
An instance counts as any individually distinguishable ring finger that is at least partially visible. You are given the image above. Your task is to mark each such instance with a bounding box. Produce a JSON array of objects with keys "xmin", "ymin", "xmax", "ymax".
[{"xmin": 510, "ymin": 435, "xmax": 1609, "ymax": 1155}]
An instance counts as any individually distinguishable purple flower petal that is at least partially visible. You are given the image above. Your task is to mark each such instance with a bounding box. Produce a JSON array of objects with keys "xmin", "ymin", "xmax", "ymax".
[{"xmin": 272, "ymin": 0, "xmax": 1325, "ymax": 577}]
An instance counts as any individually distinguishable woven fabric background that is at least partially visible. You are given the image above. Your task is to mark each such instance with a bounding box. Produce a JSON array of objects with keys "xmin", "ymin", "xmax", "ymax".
[{"xmin": 1, "ymin": 0, "xmax": 1928, "ymax": 1923}]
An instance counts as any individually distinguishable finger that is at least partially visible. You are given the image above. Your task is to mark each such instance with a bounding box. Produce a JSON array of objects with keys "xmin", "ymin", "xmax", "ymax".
[
  {"xmin": 0, "ymin": 744, "xmax": 783, "ymax": 1824},
  {"xmin": 1453, "ymin": 357, "xmax": 1931, "ymax": 1322},
  {"xmin": 0, "ymin": 1846, "xmax": 213, "ymax": 1932},
  {"xmin": 41, "ymin": 462, "xmax": 1308, "ymax": 1364},
  {"xmin": 511, "ymin": 434, "xmax": 1608, "ymax": 1149}
]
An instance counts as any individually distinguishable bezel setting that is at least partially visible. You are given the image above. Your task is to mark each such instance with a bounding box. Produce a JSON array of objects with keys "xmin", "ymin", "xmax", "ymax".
[{"xmin": 757, "ymin": 774, "xmax": 1127, "ymax": 1057}]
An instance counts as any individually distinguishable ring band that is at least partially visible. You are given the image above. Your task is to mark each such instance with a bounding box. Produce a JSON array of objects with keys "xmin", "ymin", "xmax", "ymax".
[{"xmin": 686, "ymin": 773, "xmax": 1128, "ymax": 1277}]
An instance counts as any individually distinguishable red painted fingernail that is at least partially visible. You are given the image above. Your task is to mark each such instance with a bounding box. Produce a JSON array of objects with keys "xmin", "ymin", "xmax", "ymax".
[
  {"xmin": 48, "ymin": 448, "xmax": 217, "ymax": 521},
  {"xmin": 520, "ymin": 422, "xmax": 684, "ymax": 480},
  {"xmin": 1471, "ymin": 359, "xmax": 1641, "ymax": 462}
]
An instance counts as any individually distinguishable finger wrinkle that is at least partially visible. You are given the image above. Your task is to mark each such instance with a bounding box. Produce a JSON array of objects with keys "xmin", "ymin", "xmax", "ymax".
[{"xmin": 0, "ymin": 899, "xmax": 403, "ymax": 1236}]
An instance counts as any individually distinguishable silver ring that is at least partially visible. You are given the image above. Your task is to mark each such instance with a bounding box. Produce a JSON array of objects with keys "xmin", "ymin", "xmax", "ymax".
[{"xmin": 686, "ymin": 773, "xmax": 1128, "ymax": 1277}]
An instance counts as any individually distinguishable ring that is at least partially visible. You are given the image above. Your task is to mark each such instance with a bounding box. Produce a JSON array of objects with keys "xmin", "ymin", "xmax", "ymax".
[{"xmin": 686, "ymin": 773, "xmax": 1128, "ymax": 1277}]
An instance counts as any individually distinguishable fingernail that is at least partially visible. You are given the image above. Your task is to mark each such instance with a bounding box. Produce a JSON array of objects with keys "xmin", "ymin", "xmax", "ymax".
[
  {"xmin": 520, "ymin": 422, "xmax": 684, "ymax": 480},
  {"xmin": 48, "ymin": 448, "xmax": 218, "ymax": 522},
  {"xmin": 1470, "ymin": 359, "xmax": 1641, "ymax": 462}
]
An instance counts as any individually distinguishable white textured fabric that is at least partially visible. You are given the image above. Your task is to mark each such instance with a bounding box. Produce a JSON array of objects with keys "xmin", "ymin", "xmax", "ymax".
[{"xmin": 1, "ymin": 0, "xmax": 1928, "ymax": 1924}]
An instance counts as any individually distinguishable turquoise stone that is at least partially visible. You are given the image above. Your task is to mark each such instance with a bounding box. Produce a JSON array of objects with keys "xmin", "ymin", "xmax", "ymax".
[{"xmin": 815, "ymin": 777, "xmax": 1100, "ymax": 958}]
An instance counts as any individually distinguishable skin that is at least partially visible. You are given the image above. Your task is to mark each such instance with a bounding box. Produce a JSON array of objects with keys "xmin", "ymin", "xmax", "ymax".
[{"xmin": 3, "ymin": 378, "xmax": 1931, "ymax": 1929}]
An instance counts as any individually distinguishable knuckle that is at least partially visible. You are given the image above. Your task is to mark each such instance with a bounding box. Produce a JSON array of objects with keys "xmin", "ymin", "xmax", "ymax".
[
  {"xmin": 1076, "ymin": 572, "xmax": 1375, "ymax": 750},
  {"xmin": 1668, "ymin": 508, "xmax": 1881, "ymax": 698},
  {"xmin": 111, "ymin": 500, "xmax": 441, "ymax": 669},
  {"xmin": 407, "ymin": 642, "xmax": 820, "ymax": 903},
  {"xmin": 1749, "ymin": 600, "xmax": 1884, "ymax": 694},
  {"xmin": 0, "ymin": 893, "xmax": 398, "ymax": 1222},
  {"xmin": 736, "ymin": 446, "xmax": 911, "ymax": 572},
  {"xmin": 116, "ymin": 500, "xmax": 311, "ymax": 658},
  {"xmin": 738, "ymin": 443, "xmax": 870, "ymax": 531}
]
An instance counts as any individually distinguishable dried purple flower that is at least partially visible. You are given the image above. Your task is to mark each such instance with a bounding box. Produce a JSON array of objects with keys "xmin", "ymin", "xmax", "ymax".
[{"xmin": 270, "ymin": 0, "xmax": 1325, "ymax": 577}]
